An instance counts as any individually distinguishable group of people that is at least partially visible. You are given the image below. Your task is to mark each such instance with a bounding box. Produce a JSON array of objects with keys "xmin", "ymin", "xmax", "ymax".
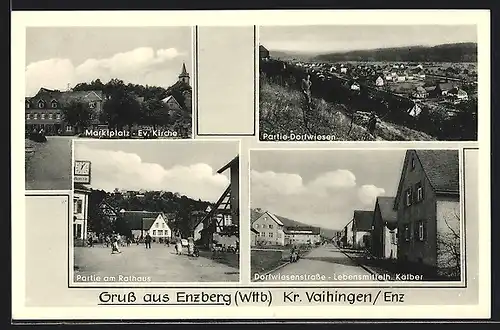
[
  {"xmin": 300, "ymin": 72, "xmax": 382, "ymax": 138},
  {"xmin": 174, "ymin": 238, "xmax": 199, "ymax": 257}
]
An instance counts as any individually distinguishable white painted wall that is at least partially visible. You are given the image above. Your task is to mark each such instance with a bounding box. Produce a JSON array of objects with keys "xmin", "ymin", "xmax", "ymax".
[
  {"xmin": 147, "ymin": 214, "xmax": 172, "ymax": 239},
  {"xmin": 384, "ymin": 227, "xmax": 398, "ymax": 260},
  {"xmin": 73, "ymin": 191, "xmax": 89, "ymax": 240},
  {"xmin": 252, "ymin": 213, "xmax": 285, "ymax": 245}
]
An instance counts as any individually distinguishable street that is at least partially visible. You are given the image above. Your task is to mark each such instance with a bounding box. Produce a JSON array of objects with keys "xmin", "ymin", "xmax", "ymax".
[
  {"xmin": 261, "ymin": 244, "xmax": 371, "ymax": 282},
  {"xmin": 25, "ymin": 136, "xmax": 72, "ymax": 190},
  {"xmin": 74, "ymin": 244, "xmax": 239, "ymax": 283}
]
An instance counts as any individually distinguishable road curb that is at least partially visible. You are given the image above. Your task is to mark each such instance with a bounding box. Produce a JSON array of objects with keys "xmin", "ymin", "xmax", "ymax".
[{"xmin": 337, "ymin": 247, "xmax": 377, "ymax": 276}]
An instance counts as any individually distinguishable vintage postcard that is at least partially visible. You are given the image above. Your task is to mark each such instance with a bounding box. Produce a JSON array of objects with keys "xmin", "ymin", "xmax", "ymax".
[{"xmin": 11, "ymin": 9, "xmax": 490, "ymax": 322}]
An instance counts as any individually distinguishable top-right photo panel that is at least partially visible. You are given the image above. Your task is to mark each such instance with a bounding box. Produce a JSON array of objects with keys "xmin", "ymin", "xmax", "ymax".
[{"xmin": 258, "ymin": 25, "xmax": 478, "ymax": 142}]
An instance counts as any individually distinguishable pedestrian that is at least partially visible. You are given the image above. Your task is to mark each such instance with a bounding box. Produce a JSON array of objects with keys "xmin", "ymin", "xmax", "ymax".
[
  {"xmin": 111, "ymin": 236, "xmax": 121, "ymax": 254},
  {"xmin": 188, "ymin": 237, "xmax": 195, "ymax": 256},
  {"xmin": 367, "ymin": 111, "xmax": 379, "ymax": 138},
  {"xmin": 145, "ymin": 233, "xmax": 152, "ymax": 249},
  {"xmin": 301, "ymin": 73, "xmax": 313, "ymax": 105},
  {"xmin": 87, "ymin": 236, "xmax": 93, "ymax": 248},
  {"xmin": 290, "ymin": 246, "xmax": 298, "ymax": 263},
  {"xmin": 176, "ymin": 238, "xmax": 183, "ymax": 255}
]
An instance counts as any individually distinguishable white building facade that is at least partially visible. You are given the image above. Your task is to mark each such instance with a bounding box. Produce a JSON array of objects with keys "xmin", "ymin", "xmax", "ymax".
[{"xmin": 73, "ymin": 187, "xmax": 90, "ymax": 240}]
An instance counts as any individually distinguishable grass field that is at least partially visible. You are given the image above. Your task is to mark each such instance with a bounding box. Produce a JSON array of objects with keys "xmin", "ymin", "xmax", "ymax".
[
  {"xmin": 251, "ymin": 249, "xmax": 287, "ymax": 277},
  {"xmin": 259, "ymin": 79, "xmax": 435, "ymax": 141},
  {"xmin": 251, "ymin": 244, "xmax": 316, "ymax": 277},
  {"xmin": 198, "ymin": 250, "xmax": 239, "ymax": 270}
]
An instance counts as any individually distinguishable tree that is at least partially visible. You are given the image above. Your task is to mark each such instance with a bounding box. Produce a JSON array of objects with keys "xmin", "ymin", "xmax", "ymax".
[
  {"xmin": 102, "ymin": 89, "xmax": 142, "ymax": 129},
  {"xmin": 141, "ymin": 98, "xmax": 170, "ymax": 129},
  {"xmin": 87, "ymin": 189, "xmax": 113, "ymax": 236},
  {"xmin": 62, "ymin": 100, "xmax": 93, "ymax": 134},
  {"xmin": 436, "ymin": 209, "xmax": 461, "ymax": 280}
]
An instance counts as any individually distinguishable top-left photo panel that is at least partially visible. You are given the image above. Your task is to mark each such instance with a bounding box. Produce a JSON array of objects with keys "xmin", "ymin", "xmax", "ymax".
[{"xmin": 25, "ymin": 26, "xmax": 194, "ymax": 191}]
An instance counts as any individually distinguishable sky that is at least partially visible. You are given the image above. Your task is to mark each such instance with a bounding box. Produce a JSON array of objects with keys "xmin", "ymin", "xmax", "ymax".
[
  {"xmin": 74, "ymin": 140, "xmax": 238, "ymax": 203},
  {"xmin": 25, "ymin": 27, "xmax": 192, "ymax": 96},
  {"xmin": 250, "ymin": 149, "xmax": 407, "ymax": 230},
  {"xmin": 259, "ymin": 25, "xmax": 477, "ymax": 53}
]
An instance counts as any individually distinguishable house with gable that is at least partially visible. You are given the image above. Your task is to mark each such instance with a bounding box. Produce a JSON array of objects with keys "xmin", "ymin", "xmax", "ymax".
[
  {"xmin": 284, "ymin": 226, "xmax": 321, "ymax": 245},
  {"xmin": 408, "ymin": 103, "xmax": 423, "ymax": 118},
  {"xmin": 352, "ymin": 210, "xmax": 373, "ymax": 249},
  {"xmin": 447, "ymin": 87, "xmax": 469, "ymax": 101},
  {"xmin": 432, "ymin": 82, "xmax": 455, "ymax": 97},
  {"xmin": 259, "ymin": 44, "xmax": 270, "ymax": 60},
  {"xmin": 375, "ymin": 76, "xmax": 385, "ymax": 87},
  {"xmin": 119, "ymin": 210, "xmax": 172, "ymax": 242},
  {"xmin": 161, "ymin": 95, "xmax": 184, "ymax": 115},
  {"xmin": 26, "ymin": 88, "xmax": 104, "ymax": 135},
  {"xmin": 412, "ymin": 86, "xmax": 429, "ymax": 99},
  {"xmin": 251, "ymin": 210, "xmax": 285, "ymax": 246},
  {"xmin": 371, "ymin": 196, "xmax": 398, "ymax": 260},
  {"xmin": 394, "ymin": 149, "xmax": 460, "ymax": 279}
]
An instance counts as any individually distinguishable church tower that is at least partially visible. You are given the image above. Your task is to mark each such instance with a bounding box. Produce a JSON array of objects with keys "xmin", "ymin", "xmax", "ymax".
[{"xmin": 178, "ymin": 62, "xmax": 190, "ymax": 85}]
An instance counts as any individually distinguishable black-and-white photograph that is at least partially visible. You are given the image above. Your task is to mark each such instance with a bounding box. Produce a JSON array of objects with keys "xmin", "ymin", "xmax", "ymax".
[
  {"xmin": 25, "ymin": 27, "xmax": 193, "ymax": 190},
  {"xmin": 71, "ymin": 140, "xmax": 240, "ymax": 283},
  {"xmin": 250, "ymin": 149, "xmax": 462, "ymax": 282},
  {"xmin": 259, "ymin": 25, "xmax": 478, "ymax": 142}
]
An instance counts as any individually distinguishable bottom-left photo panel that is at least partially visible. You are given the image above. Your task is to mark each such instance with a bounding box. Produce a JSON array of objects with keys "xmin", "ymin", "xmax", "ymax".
[{"xmin": 70, "ymin": 139, "xmax": 241, "ymax": 285}]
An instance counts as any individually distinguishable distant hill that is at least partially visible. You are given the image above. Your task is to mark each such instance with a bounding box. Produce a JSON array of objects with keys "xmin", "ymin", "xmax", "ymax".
[
  {"xmin": 251, "ymin": 208, "xmax": 339, "ymax": 238},
  {"xmin": 269, "ymin": 50, "xmax": 317, "ymax": 62},
  {"xmin": 313, "ymin": 42, "xmax": 477, "ymax": 63},
  {"xmin": 320, "ymin": 228, "xmax": 340, "ymax": 239}
]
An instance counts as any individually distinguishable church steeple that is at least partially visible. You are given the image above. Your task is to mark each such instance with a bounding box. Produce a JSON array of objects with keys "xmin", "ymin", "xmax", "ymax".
[{"xmin": 178, "ymin": 62, "xmax": 190, "ymax": 85}]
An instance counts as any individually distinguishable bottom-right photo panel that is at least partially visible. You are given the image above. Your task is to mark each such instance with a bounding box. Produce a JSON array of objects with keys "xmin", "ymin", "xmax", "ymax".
[{"xmin": 250, "ymin": 148, "xmax": 467, "ymax": 284}]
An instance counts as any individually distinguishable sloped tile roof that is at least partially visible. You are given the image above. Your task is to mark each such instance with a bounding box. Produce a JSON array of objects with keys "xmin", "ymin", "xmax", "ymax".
[
  {"xmin": 142, "ymin": 218, "xmax": 156, "ymax": 231},
  {"xmin": 120, "ymin": 211, "xmax": 163, "ymax": 230},
  {"xmin": 353, "ymin": 210, "xmax": 374, "ymax": 232},
  {"xmin": 376, "ymin": 196, "xmax": 397, "ymax": 229},
  {"xmin": 27, "ymin": 88, "xmax": 104, "ymax": 106},
  {"xmin": 415, "ymin": 150, "xmax": 459, "ymax": 193}
]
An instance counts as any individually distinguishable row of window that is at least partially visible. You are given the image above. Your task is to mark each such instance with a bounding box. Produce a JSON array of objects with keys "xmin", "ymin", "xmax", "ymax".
[
  {"xmin": 26, "ymin": 100, "xmax": 97, "ymax": 109},
  {"xmin": 154, "ymin": 222, "xmax": 167, "ymax": 228},
  {"xmin": 405, "ymin": 181, "xmax": 424, "ymax": 207},
  {"xmin": 26, "ymin": 113, "xmax": 62, "ymax": 120},
  {"xmin": 258, "ymin": 232, "xmax": 281, "ymax": 238},
  {"xmin": 254, "ymin": 223, "xmax": 274, "ymax": 229},
  {"xmin": 402, "ymin": 220, "xmax": 427, "ymax": 242},
  {"xmin": 151, "ymin": 230, "xmax": 168, "ymax": 236}
]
